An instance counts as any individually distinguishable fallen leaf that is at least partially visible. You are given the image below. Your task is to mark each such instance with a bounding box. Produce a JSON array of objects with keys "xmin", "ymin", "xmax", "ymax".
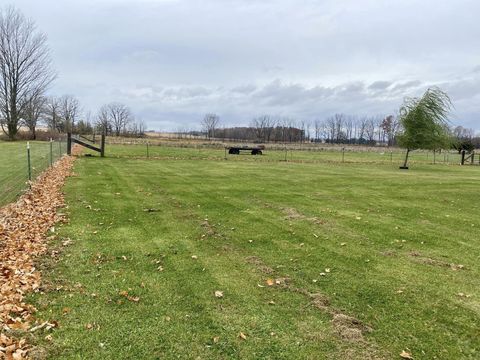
[
  {"xmin": 400, "ymin": 350, "xmax": 413, "ymax": 359},
  {"xmin": 239, "ymin": 332, "xmax": 247, "ymax": 340},
  {"xmin": 266, "ymin": 278, "xmax": 275, "ymax": 286},
  {"xmin": 62, "ymin": 307, "xmax": 71, "ymax": 315},
  {"xmin": 214, "ymin": 290, "xmax": 224, "ymax": 298}
]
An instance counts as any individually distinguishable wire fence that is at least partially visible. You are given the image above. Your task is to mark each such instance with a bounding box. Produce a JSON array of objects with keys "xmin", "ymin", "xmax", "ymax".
[
  {"xmin": 0, "ymin": 139, "xmax": 67, "ymax": 207},
  {"xmin": 95, "ymin": 141, "xmax": 470, "ymax": 166}
]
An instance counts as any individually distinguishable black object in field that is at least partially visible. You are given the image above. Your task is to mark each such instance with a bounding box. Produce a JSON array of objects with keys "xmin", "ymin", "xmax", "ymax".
[{"xmin": 226, "ymin": 146, "xmax": 264, "ymax": 155}]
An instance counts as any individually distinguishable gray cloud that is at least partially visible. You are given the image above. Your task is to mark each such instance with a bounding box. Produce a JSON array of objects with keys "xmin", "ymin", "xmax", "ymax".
[{"xmin": 8, "ymin": 0, "xmax": 480, "ymax": 131}]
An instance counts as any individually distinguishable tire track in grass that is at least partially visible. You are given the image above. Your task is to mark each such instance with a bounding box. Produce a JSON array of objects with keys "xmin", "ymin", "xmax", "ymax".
[
  {"xmin": 141, "ymin": 162, "xmax": 346, "ymax": 356},
  {"xmin": 153, "ymin": 161, "xmax": 384, "ymax": 358}
]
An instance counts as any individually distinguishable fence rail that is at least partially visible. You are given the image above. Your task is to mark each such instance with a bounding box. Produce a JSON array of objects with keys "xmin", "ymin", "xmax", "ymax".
[{"xmin": 0, "ymin": 139, "xmax": 67, "ymax": 207}]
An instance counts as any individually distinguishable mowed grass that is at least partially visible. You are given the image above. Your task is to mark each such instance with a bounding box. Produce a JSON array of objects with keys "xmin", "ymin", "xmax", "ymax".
[{"xmin": 32, "ymin": 151, "xmax": 480, "ymax": 359}]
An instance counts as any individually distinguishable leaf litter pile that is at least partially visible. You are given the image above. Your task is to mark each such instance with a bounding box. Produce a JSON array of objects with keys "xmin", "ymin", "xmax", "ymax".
[{"xmin": 0, "ymin": 155, "xmax": 75, "ymax": 359}]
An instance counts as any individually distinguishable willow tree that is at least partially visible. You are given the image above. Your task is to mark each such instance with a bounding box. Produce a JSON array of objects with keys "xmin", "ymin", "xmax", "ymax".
[
  {"xmin": 0, "ymin": 7, "xmax": 55, "ymax": 139},
  {"xmin": 397, "ymin": 87, "xmax": 452, "ymax": 169}
]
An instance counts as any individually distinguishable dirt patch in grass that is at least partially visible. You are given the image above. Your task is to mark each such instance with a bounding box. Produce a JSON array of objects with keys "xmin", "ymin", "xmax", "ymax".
[
  {"xmin": 245, "ymin": 256, "xmax": 274, "ymax": 274},
  {"xmin": 246, "ymin": 255, "xmax": 375, "ymax": 347},
  {"xmin": 200, "ymin": 219, "xmax": 217, "ymax": 237},
  {"xmin": 332, "ymin": 313, "xmax": 373, "ymax": 342},
  {"xmin": 288, "ymin": 286, "xmax": 372, "ymax": 343},
  {"xmin": 409, "ymin": 251, "xmax": 465, "ymax": 271},
  {"xmin": 282, "ymin": 207, "xmax": 326, "ymax": 225},
  {"xmin": 380, "ymin": 250, "xmax": 397, "ymax": 257}
]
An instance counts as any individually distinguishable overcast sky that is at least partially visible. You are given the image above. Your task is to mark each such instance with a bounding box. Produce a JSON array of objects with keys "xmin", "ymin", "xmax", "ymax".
[{"xmin": 7, "ymin": 0, "xmax": 480, "ymax": 131}]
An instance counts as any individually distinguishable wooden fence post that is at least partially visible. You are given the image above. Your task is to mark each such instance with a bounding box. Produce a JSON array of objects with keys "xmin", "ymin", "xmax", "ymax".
[
  {"xmin": 67, "ymin": 133, "xmax": 72, "ymax": 155},
  {"xmin": 101, "ymin": 133, "xmax": 106, "ymax": 157}
]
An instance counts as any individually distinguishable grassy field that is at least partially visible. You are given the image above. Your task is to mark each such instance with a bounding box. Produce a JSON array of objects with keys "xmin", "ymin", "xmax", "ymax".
[
  {"xmin": 0, "ymin": 140, "xmax": 67, "ymax": 206},
  {"xmin": 29, "ymin": 147, "xmax": 480, "ymax": 359},
  {"xmin": 100, "ymin": 142, "xmax": 464, "ymax": 165}
]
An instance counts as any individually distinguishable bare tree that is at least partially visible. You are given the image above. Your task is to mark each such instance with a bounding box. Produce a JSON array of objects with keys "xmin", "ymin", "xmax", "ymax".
[
  {"xmin": 358, "ymin": 117, "xmax": 368, "ymax": 142},
  {"xmin": 96, "ymin": 104, "xmax": 111, "ymax": 135},
  {"xmin": 0, "ymin": 7, "xmax": 55, "ymax": 139},
  {"xmin": 334, "ymin": 114, "xmax": 345, "ymax": 142},
  {"xmin": 365, "ymin": 117, "xmax": 376, "ymax": 143},
  {"xmin": 45, "ymin": 96, "xmax": 61, "ymax": 132},
  {"xmin": 106, "ymin": 102, "xmax": 132, "ymax": 136},
  {"xmin": 313, "ymin": 119, "xmax": 322, "ymax": 142},
  {"xmin": 59, "ymin": 95, "xmax": 80, "ymax": 132},
  {"xmin": 23, "ymin": 94, "xmax": 46, "ymax": 139},
  {"xmin": 325, "ymin": 116, "xmax": 336, "ymax": 143},
  {"xmin": 381, "ymin": 115, "xmax": 399, "ymax": 146},
  {"xmin": 251, "ymin": 115, "xmax": 276, "ymax": 142},
  {"xmin": 202, "ymin": 113, "xmax": 220, "ymax": 139},
  {"xmin": 345, "ymin": 116, "xmax": 355, "ymax": 143}
]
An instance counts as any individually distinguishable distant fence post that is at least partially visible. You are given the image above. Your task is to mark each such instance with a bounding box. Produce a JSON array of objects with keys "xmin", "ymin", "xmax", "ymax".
[
  {"xmin": 342, "ymin": 147, "xmax": 345, "ymax": 163},
  {"xmin": 100, "ymin": 133, "xmax": 106, "ymax": 157},
  {"xmin": 27, "ymin": 142, "xmax": 32, "ymax": 181},
  {"xmin": 50, "ymin": 138, "xmax": 53, "ymax": 166},
  {"xmin": 461, "ymin": 150, "xmax": 466, "ymax": 165},
  {"xmin": 146, "ymin": 142, "xmax": 150, "ymax": 158},
  {"xmin": 67, "ymin": 133, "xmax": 72, "ymax": 155}
]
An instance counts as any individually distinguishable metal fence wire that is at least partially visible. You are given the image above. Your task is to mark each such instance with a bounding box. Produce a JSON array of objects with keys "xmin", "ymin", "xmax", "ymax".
[{"xmin": 0, "ymin": 139, "xmax": 67, "ymax": 207}]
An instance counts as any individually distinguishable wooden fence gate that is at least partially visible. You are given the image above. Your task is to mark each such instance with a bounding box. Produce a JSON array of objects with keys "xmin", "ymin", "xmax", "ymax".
[
  {"xmin": 67, "ymin": 133, "xmax": 105, "ymax": 157},
  {"xmin": 461, "ymin": 150, "xmax": 478, "ymax": 165}
]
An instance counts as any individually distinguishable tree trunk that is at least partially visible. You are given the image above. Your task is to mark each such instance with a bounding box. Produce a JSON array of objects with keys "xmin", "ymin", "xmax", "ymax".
[
  {"xmin": 402, "ymin": 149, "xmax": 410, "ymax": 168},
  {"xmin": 7, "ymin": 117, "xmax": 17, "ymax": 140}
]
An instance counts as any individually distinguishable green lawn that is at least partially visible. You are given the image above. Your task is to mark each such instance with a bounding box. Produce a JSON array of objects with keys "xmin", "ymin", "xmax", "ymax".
[{"xmin": 32, "ymin": 152, "xmax": 479, "ymax": 359}]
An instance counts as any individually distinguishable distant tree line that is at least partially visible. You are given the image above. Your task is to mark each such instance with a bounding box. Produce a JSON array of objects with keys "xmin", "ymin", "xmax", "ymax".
[
  {"xmin": 177, "ymin": 112, "xmax": 478, "ymax": 149},
  {"xmin": 191, "ymin": 113, "xmax": 403, "ymax": 145}
]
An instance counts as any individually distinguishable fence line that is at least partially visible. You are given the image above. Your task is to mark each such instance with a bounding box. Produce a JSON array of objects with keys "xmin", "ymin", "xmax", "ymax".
[
  {"xmin": 97, "ymin": 142, "xmax": 468, "ymax": 166},
  {"xmin": 0, "ymin": 139, "xmax": 67, "ymax": 207}
]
